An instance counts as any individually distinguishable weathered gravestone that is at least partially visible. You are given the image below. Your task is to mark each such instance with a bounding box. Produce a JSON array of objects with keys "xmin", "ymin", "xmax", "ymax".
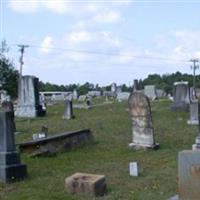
[
  {"xmin": 171, "ymin": 81, "xmax": 190, "ymax": 111},
  {"xmin": 144, "ymin": 85, "xmax": 157, "ymax": 100},
  {"xmin": 15, "ymin": 76, "xmax": 44, "ymax": 118},
  {"xmin": 128, "ymin": 92, "xmax": 159, "ymax": 150},
  {"xmin": 0, "ymin": 111, "xmax": 27, "ymax": 183},
  {"xmin": 63, "ymin": 100, "xmax": 74, "ymax": 119}
]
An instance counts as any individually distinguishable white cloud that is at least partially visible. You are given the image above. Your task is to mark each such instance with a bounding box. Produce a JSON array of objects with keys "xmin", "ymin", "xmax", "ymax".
[
  {"xmin": 8, "ymin": 0, "xmax": 72, "ymax": 14},
  {"xmin": 93, "ymin": 10, "xmax": 121, "ymax": 24},
  {"xmin": 8, "ymin": 0, "xmax": 40, "ymax": 13},
  {"xmin": 68, "ymin": 31, "xmax": 92, "ymax": 44},
  {"xmin": 8, "ymin": 0, "xmax": 132, "ymax": 14},
  {"xmin": 42, "ymin": 0, "xmax": 71, "ymax": 14},
  {"xmin": 40, "ymin": 36, "xmax": 54, "ymax": 54}
]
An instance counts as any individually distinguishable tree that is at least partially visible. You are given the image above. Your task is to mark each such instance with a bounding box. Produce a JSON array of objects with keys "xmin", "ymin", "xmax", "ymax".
[{"xmin": 0, "ymin": 40, "xmax": 19, "ymax": 98}]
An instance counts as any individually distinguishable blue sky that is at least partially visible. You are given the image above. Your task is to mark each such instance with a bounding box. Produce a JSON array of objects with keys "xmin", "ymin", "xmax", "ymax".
[{"xmin": 1, "ymin": 0, "xmax": 200, "ymax": 86}]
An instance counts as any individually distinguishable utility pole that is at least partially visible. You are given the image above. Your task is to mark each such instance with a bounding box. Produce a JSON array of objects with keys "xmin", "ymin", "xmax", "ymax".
[
  {"xmin": 190, "ymin": 58, "xmax": 199, "ymax": 92},
  {"xmin": 17, "ymin": 44, "xmax": 29, "ymax": 77}
]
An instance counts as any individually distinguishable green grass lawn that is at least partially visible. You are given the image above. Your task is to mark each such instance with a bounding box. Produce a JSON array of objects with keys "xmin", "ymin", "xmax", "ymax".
[{"xmin": 0, "ymin": 99, "xmax": 198, "ymax": 200}]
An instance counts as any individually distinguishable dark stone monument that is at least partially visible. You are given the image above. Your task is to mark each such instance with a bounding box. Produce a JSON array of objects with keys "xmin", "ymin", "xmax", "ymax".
[
  {"xmin": 171, "ymin": 81, "xmax": 190, "ymax": 111},
  {"xmin": 128, "ymin": 92, "xmax": 159, "ymax": 150},
  {"xmin": 63, "ymin": 100, "xmax": 74, "ymax": 119},
  {"xmin": 0, "ymin": 111, "xmax": 27, "ymax": 183},
  {"xmin": 133, "ymin": 79, "xmax": 139, "ymax": 92},
  {"xmin": 15, "ymin": 75, "xmax": 44, "ymax": 118}
]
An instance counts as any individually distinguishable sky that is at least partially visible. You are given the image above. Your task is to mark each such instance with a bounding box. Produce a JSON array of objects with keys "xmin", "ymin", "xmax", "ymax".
[{"xmin": 1, "ymin": 0, "xmax": 200, "ymax": 86}]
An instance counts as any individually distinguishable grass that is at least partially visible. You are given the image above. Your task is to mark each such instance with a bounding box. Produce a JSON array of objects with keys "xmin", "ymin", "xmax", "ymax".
[{"xmin": 0, "ymin": 99, "xmax": 198, "ymax": 200}]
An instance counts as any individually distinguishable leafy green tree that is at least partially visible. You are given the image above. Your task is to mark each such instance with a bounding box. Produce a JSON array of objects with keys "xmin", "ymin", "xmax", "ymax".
[{"xmin": 0, "ymin": 40, "xmax": 19, "ymax": 98}]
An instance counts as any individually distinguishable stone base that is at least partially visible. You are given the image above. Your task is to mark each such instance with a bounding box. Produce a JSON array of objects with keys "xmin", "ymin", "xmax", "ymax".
[
  {"xmin": 0, "ymin": 163, "xmax": 27, "ymax": 183},
  {"xmin": 65, "ymin": 172, "xmax": 107, "ymax": 197},
  {"xmin": 15, "ymin": 105, "xmax": 45, "ymax": 118},
  {"xmin": 0, "ymin": 151, "xmax": 27, "ymax": 183},
  {"xmin": 129, "ymin": 142, "xmax": 159, "ymax": 150},
  {"xmin": 187, "ymin": 119, "xmax": 199, "ymax": 125},
  {"xmin": 63, "ymin": 115, "xmax": 75, "ymax": 120}
]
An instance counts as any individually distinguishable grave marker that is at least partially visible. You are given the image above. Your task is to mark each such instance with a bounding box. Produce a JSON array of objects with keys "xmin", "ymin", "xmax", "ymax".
[{"xmin": 128, "ymin": 92, "xmax": 159, "ymax": 150}]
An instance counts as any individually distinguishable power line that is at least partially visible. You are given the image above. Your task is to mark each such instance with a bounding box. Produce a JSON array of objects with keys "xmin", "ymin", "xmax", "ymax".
[{"xmin": 12, "ymin": 44, "xmax": 190, "ymax": 63}]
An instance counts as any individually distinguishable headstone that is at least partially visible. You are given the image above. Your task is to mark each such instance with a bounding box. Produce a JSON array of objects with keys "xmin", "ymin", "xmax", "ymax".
[
  {"xmin": 65, "ymin": 172, "xmax": 107, "ymax": 197},
  {"xmin": 156, "ymin": 89, "xmax": 166, "ymax": 98},
  {"xmin": 171, "ymin": 81, "xmax": 190, "ymax": 111},
  {"xmin": 73, "ymin": 89, "xmax": 78, "ymax": 100},
  {"xmin": 63, "ymin": 100, "xmax": 74, "ymax": 119},
  {"xmin": 133, "ymin": 79, "xmax": 139, "ymax": 92},
  {"xmin": 86, "ymin": 96, "xmax": 92, "ymax": 109},
  {"xmin": 187, "ymin": 100, "xmax": 199, "ymax": 125},
  {"xmin": 111, "ymin": 83, "xmax": 117, "ymax": 93},
  {"xmin": 116, "ymin": 92, "xmax": 130, "ymax": 102},
  {"xmin": 144, "ymin": 85, "xmax": 157, "ymax": 100},
  {"xmin": 15, "ymin": 76, "xmax": 44, "ymax": 118},
  {"xmin": 0, "ymin": 111, "xmax": 27, "ymax": 183},
  {"xmin": 87, "ymin": 91, "xmax": 101, "ymax": 97},
  {"xmin": 128, "ymin": 92, "xmax": 159, "ymax": 150},
  {"xmin": 129, "ymin": 162, "xmax": 139, "ymax": 176},
  {"xmin": 39, "ymin": 93, "xmax": 46, "ymax": 110},
  {"xmin": 78, "ymin": 95, "xmax": 87, "ymax": 101}
]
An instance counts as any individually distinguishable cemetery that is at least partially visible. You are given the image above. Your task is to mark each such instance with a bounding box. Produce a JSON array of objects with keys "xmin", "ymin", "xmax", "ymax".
[
  {"xmin": 0, "ymin": 80, "xmax": 200, "ymax": 200},
  {"xmin": 2, "ymin": 1, "xmax": 200, "ymax": 199}
]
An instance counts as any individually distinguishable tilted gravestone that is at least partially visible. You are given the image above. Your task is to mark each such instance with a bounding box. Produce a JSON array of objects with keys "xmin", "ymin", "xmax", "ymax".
[
  {"xmin": 171, "ymin": 81, "xmax": 190, "ymax": 111},
  {"xmin": 0, "ymin": 111, "xmax": 27, "ymax": 183},
  {"xmin": 15, "ymin": 75, "xmax": 44, "ymax": 117},
  {"xmin": 128, "ymin": 92, "xmax": 159, "ymax": 150},
  {"xmin": 63, "ymin": 100, "xmax": 74, "ymax": 119}
]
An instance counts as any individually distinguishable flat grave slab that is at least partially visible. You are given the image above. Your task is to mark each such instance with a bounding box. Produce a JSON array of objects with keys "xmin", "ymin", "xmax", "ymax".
[{"xmin": 17, "ymin": 129, "xmax": 94, "ymax": 157}]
